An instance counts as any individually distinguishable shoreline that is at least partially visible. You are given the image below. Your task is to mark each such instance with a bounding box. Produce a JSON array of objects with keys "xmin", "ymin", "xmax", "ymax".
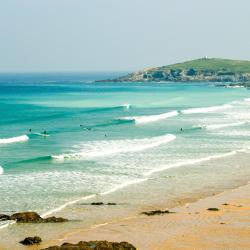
[
  {"xmin": 0, "ymin": 151, "xmax": 250, "ymax": 250},
  {"xmin": 41, "ymin": 182, "xmax": 250, "ymax": 250}
]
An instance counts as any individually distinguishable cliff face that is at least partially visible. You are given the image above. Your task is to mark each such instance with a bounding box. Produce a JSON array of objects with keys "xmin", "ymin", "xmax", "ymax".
[
  {"xmin": 116, "ymin": 69, "xmax": 250, "ymax": 83},
  {"xmin": 103, "ymin": 58, "xmax": 250, "ymax": 84}
]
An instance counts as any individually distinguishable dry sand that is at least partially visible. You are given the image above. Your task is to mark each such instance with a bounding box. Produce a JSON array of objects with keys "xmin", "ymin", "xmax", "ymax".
[{"xmin": 46, "ymin": 183, "xmax": 250, "ymax": 250}]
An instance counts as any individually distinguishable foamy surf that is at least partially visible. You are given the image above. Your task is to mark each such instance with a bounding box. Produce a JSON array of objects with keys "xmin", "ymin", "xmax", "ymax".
[
  {"xmin": 101, "ymin": 178, "xmax": 148, "ymax": 195},
  {"xmin": 181, "ymin": 104, "xmax": 232, "ymax": 114},
  {"xmin": 0, "ymin": 221, "xmax": 15, "ymax": 230},
  {"xmin": 119, "ymin": 111, "xmax": 178, "ymax": 125},
  {"xmin": 41, "ymin": 194, "xmax": 96, "ymax": 218},
  {"xmin": 41, "ymin": 178, "xmax": 147, "ymax": 218},
  {"xmin": 204, "ymin": 122, "xmax": 246, "ymax": 130},
  {"xmin": 144, "ymin": 149, "xmax": 244, "ymax": 176},
  {"xmin": 33, "ymin": 133, "xmax": 50, "ymax": 137},
  {"xmin": 122, "ymin": 103, "xmax": 130, "ymax": 110},
  {"xmin": 0, "ymin": 166, "xmax": 3, "ymax": 175},
  {"xmin": 0, "ymin": 135, "xmax": 29, "ymax": 144},
  {"xmin": 52, "ymin": 134, "xmax": 176, "ymax": 160}
]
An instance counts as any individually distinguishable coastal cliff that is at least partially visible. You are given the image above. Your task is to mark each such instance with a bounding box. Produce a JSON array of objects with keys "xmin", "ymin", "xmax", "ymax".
[{"xmin": 100, "ymin": 58, "xmax": 250, "ymax": 85}]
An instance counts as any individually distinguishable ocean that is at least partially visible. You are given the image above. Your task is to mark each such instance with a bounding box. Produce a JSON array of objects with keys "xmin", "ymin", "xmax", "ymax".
[{"xmin": 0, "ymin": 73, "xmax": 250, "ymax": 237}]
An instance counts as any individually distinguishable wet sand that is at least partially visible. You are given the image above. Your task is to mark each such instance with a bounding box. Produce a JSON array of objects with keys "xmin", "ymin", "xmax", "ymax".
[{"xmin": 45, "ymin": 183, "xmax": 250, "ymax": 250}]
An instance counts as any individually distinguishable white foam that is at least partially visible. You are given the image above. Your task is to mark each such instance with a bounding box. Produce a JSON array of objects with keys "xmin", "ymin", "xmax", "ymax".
[
  {"xmin": 244, "ymin": 98, "xmax": 250, "ymax": 101},
  {"xmin": 41, "ymin": 179, "xmax": 148, "ymax": 218},
  {"xmin": 144, "ymin": 149, "xmax": 242, "ymax": 176},
  {"xmin": 101, "ymin": 178, "xmax": 148, "ymax": 195},
  {"xmin": 0, "ymin": 166, "xmax": 3, "ymax": 175},
  {"xmin": 205, "ymin": 122, "xmax": 246, "ymax": 130},
  {"xmin": 41, "ymin": 194, "xmax": 96, "ymax": 218},
  {"xmin": 39, "ymin": 179, "xmax": 148, "ymax": 219},
  {"xmin": 0, "ymin": 221, "xmax": 15, "ymax": 230},
  {"xmin": 122, "ymin": 103, "xmax": 130, "ymax": 110},
  {"xmin": 120, "ymin": 111, "xmax": 179, "ymax": 125},
  {"xmin": 34, "ymin": 133, "xmax": 50, "ymax": 137},
  {"xmin": 182, "ymin": 104, "xmax": 232, "ymax": 114},
  {"xmin": 52, "ymin": 134, "xmax": 176, "ymax": 160},
  {"xmin": 226, "ymin": 85, "xmax": 243, "ymax": 88},
  {"xmin": 0, "ymin": 135, "xmax": 29, "ymax": 144}
]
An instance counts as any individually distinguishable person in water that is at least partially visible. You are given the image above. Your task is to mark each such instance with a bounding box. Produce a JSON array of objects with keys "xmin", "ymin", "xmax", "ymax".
[
  {"xmin": 43, "ymin": 131, "xmax": 47, "ymax": 135},
  {"xmin": 180, "ymin": 128, "xmax": 183, "ymax": 131},
  {"xmin": 29, "ymin": 128, "xmax": 32, "ymax": 132}
]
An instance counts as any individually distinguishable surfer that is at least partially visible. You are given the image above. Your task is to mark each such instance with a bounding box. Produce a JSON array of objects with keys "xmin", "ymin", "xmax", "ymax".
[
  {"xmin": 43, "ymin": 131, "xmax": 47, "ymax": 135},
  {"xmin": 29, "ymin": 128, "xmax": 32, "ymax": 132},
  {"xmin": 180, "ymin": 128, "xmax": 183, "ymax": 132}
]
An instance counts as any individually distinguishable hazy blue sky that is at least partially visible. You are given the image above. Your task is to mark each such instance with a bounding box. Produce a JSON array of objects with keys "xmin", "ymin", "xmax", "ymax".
[{"xmin": 0, "ymin": 0, "xmax": 249, "ymax": 72}]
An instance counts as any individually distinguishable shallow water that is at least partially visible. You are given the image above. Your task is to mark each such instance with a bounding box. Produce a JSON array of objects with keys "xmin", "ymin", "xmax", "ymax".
[{"xmin": 0, "ymin": 73, "xmax": 250, "ymax": 248}]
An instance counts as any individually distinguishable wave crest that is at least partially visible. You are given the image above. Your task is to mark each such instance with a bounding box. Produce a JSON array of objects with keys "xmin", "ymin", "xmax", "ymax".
[
  {"xmin": 122, "ymin": 103, "xmax": 130, "ymax": 110},
  {"xmin": 119, "ymin": 111, "xmax": 178, "ymax": 125},
  {"xmin": 205, "ymin": 122, "xmax": 246, "ymax": 130},
  {"xmin": 52, "ymin": 134, "xmax": 176, "ymax": 161},
  {"xmin": 0, "ymin": 166, "xmax": 3, "ymax": 175},
  {"xmin": 0, "ymin": 135, "xmax": 29, "ymax": 144},
  {"xmin": 144, "ymin": 149, "xmax": 247, "ymax": 176},
  {"xmin": 182, "ymin": 104, "xmax": 232, "ymax": 114}
]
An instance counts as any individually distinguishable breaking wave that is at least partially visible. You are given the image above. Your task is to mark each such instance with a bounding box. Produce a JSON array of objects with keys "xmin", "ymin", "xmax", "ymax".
[
  {"xmin": 119, "ymin": 111, "xmax": 179, "ymax": 125},
  {"xmin": 52, "ymin": 134, "xmax": 176, "ymax": 160},
  {"xmin": 144, "ymin": 148, "xmax": 248, "ymax": 176},
  {"xmin": 203, "ymin": 122, "xmax": 247, "ymax": 130},
  {"xmin": 0, "ymin": 166, "xmax": 3, "ymax": 175},
  {"xmin": 121, "ymin": 103, "xmax": 130, "ymax": 110},
  {"xmin": 181, "ymin": 104, "xmax": 232, "ymax": 114},
  {"xmin": 0, "ymin": 135, "xmax": 29, "ymax": 144}
]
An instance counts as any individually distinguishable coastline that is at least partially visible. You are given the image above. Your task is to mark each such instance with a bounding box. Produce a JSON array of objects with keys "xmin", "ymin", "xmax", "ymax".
[
  {"xmin": 40, "ymin": 182, "xmax": 250, "ymax": 250},
  {"xmin": 0, "ymin": 151, "xmax": 250, "ymax": 250}
]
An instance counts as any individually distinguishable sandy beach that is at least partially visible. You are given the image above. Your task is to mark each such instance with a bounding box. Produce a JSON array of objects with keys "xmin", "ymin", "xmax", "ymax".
[{"xmin": 40, "ymin": 183, "xmax": 250, "ymax": 250}]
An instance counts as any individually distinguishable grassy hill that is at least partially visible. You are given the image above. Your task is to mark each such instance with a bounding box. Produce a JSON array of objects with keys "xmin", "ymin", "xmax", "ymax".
[
  {"xmin": 157, "ymin": 58, "xmax": 250, "ymax": 74},
  {"xmin": 107, "ymin": 58, "xmax": 250, "ymax": 83}
]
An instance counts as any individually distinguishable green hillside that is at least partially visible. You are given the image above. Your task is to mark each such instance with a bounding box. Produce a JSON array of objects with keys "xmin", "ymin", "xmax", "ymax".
[
  {"xmin": 157, "ymin": 58, "xmax": 250, "ymax": 73},
  {"xmin": 101, "ymin": 58, "xmax": 250, "ymax": 83}
]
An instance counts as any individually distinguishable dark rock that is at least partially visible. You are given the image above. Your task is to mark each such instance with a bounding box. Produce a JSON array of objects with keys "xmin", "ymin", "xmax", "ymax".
[
  {"xmin": 207, "ymin": 208, "xmax": 219, "ymax": 211},
  {"xmin": 0, "ymin": 214, "xmax": 11, "ymax": 221},
  {"xmin": 10, "ymin": 212, "xmax": 68, "ymax": 223},
  {"xmin": 43, "ymin": 216, "xmax": 68, "ymax": 223},
  {"xmin": 107, "ymin": 203, "xmax": 117, "ymax": 206},
  {"xmin": 19, "ymin": 236, "xmax": 42, "ymax": 245},
  {"xmin": 41, "ymin": 240, "xmax": 136, "ymax": 250},
  {"xmin": 10, "ymin": 212, "xmax": 43, "ymax": 223},
  {"xmin": 91, "ymin": 202, "xmax": 104, "ymax": 206},
  {"xmin": 141, "ymin": 210, "xmax": 174, "ymax": 216},
  {"xmin": 222, "ymin": 203, "xmax": 230, "ymax": 206}
]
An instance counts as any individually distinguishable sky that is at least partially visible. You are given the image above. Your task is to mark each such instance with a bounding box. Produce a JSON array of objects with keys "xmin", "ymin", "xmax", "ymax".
[{"xmin": 0, "ymin": 0, "xmax": 249, "ymax": 72}]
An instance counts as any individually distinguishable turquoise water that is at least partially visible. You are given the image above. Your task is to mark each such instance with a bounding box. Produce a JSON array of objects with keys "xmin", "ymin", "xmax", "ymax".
[{"xmin": 0, "ymin": 73, "xmax": 250, "ymax": 227}]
